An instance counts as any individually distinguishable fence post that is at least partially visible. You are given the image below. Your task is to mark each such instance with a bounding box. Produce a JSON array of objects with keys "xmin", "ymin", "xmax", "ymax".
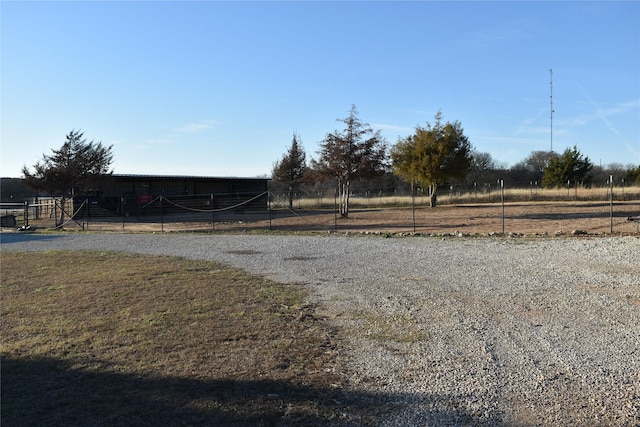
[
  {"xmin": 609, "ymin": 175, "xmax": 613, "ymax": 234},
  {"xmin": 160, "ymin": 195, "xmax": 164, "ymax": 232},
  {"xmin": 24, "ymin": 201, "xmax": 29, "ymax": 227},
  {"xmin": 501, "ymin": 180, "xmax": 505, "ymax": 235},
  {"xmin": 411, "ymin": 184, "xmax": 416, "ymax": 233}
]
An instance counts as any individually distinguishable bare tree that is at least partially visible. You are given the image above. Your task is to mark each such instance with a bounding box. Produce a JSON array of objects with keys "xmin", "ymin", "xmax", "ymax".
[
  {"xmin": 272, "ymin": 132, "xmax": 307, "ymax": 209},
  {"xmin": 510, "ymin": 150, "xmax": 556, "ymax": 183},
  {"xmin": 310, "ymin": 106, "xmax": 388, "ymax": 218},
  {"xmin": 467, "ymin": 150, "xmax": 496, "ymax": 185}
]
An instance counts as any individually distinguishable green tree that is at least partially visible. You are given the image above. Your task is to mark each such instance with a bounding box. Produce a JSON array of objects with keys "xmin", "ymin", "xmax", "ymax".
[
  {"xmin": 272, "ymin": 132, "xmax": 307, "ymax": 209},
  {"xmin": 310, "ymin": 105, "xmax": 388, "ymax": 217},
  {"xmin": 22, "ymin": 130, "xmax": 113, "ymax": 223},
  {"xmin": 390, "ymin": 111, "xmax": 472, "ymax": 207},
  {"xmin": 541, "ymin": 146, "xmax": 593, "ymax": 188}
]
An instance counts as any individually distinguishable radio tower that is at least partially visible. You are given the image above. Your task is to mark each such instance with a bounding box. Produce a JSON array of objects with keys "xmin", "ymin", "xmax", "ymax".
[{"xmin": 550, "ymin": 68, "xmax": 554, "ymax": 153}]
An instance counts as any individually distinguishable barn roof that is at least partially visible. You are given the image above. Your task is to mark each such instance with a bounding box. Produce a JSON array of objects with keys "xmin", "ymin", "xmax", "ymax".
[{"xmin": 111, "ymin": 174, "xmax": 269, "ymax": 181}]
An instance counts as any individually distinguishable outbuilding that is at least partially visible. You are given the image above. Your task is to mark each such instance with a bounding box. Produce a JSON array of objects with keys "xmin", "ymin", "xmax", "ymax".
[{"xmin": 84, "ymin": 174, "xmax": 269, "ymax": 216}]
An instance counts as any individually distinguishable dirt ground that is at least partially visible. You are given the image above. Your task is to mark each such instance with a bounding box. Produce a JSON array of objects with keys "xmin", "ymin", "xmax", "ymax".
[
  {"xmin": 19, "ymin": 200, "xmax": 640, "ymax": 236},
  {"xmin": 266, "ymin": 200, "xmax": 640, "ymax": 236}
]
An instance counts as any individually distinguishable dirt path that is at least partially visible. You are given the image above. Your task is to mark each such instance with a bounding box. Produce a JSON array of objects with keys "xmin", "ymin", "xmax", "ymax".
[{"xmin": 52, "ymin": 200, "xmax": 640, "ymax": 235}]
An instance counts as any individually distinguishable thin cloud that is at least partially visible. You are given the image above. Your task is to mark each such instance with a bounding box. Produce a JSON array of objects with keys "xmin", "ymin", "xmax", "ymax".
[
  {"xmin": 623, "ymin": 141, "xmax": 639, "ymax": 159},
  {"xmin": 144, "ymin": 138, "xmax": 171, "ymax": 145},
  {"xmin": 408, "ymin": 109, "xmax": 437, "ymax": 117},
  {"xmin": 464, "ymin": 17, "xmax": 539, "ymax": 49},
  {"xmin": 175, "ymin": 120, "xmax": 220, "ymax": 133},
  {"xmin": 515, "ymin": 125, "xmax": 569, "ymax": 137},
  {"xmin": 475, "ymin": 134, "xmax": 549, "ymax": 146},
  {"xmin": 575, "ymin": 84, "xmax": 639, "ymax": 133},
  {"xmin": 515, "ymin": 123, "xmax": 548, "ymax": 136},
  {"xmin": 557, "ymin": 99, "xmax": 639, "ymax": 134},
  {"xmin": 371, "ymin": 123, "xmax": 413, "ymax": 134},
  {"xmin": 515, "ymin": 114, "xmax": 569, "ymax": 137}
]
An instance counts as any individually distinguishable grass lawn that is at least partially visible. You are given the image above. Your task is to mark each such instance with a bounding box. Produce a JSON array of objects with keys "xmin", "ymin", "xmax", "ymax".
[{"xmin": 1, "ymin": 251, "xmax": 378, "ymax": 426}]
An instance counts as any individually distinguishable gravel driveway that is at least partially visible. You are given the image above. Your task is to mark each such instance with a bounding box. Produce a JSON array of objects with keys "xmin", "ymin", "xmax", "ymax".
[{"xmin": 2, "ymin": 232, "xmax": 639, "ymax": 425}]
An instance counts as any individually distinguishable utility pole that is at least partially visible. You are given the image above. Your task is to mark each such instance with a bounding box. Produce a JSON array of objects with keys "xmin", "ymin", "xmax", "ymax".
[{"xmin": 550, "ymin": 68, "xmax": 554, "ymax": 153}]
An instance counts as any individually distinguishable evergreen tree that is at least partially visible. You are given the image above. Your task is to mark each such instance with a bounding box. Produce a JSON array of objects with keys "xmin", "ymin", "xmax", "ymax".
[
  {"xmin": 272, "ymin": 133, "xmax": 307, "ymax": 209},
  {"xmin": 22, "ymin": 130, "xmax": 113, "ymax": 223},
  {"xmin": 390, "ymin": 111, "xmax": 472, "ymax": 207},
  {"xmin": 311, "ymin": 106, "xmax": 388, "ymax": 217},
  {"xmin": 542, "ymin": 146, "xmax": 593, "ymax": 188}
]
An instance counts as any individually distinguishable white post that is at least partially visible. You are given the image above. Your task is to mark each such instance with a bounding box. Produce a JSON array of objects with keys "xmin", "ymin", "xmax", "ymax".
[
  {"xmin": 609, "ymin": 175, "xmax": 613, "ymax": 234},
  {"xmin": 501, "ymin": 180, "xmax": 505, "ymax": 234}
]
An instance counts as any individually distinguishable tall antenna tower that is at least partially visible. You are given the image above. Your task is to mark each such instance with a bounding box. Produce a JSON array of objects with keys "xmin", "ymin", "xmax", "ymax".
[{"xmin": 550, "ymin": 68, "xmax": 554, "ymax": 153}]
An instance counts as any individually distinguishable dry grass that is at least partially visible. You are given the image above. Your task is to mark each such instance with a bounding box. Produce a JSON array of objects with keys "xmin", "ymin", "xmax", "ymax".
[
  {"xmin": 1, "ymin": 251, "xmax": 380, "ymax": 426},
  {"xmin": 282, "ymin": 185, "xmax": 640, "ymax": 209},
  {"xmin": 13, "ymin": 187, "xmax": 638, "ymax": 235},
  {"xmin": 24, "ymin": 199, "xmax": 638, "ymax": 235}
]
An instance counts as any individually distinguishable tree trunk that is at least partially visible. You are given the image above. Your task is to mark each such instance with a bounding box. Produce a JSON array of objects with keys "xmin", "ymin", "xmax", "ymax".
[
  {"xmin": 429, "ymin": 184, "xmax": 438, "ymax": 208},
  {"xmin": 58, "ymin": 196, "xmax": 67, "ymax": 226},
  {"xmin": 288, "ymin": 185, "xmax": 293, "ymax": 210},
  {"xmin": 338, "ymin": 180, "xmax": 350, "ymax": 217}
]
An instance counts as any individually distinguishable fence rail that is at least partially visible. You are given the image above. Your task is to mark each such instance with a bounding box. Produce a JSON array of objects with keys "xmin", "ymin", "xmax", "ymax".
[{"xmin": 3, "ymin": 186, "xmax": 639, "ymax": 236}]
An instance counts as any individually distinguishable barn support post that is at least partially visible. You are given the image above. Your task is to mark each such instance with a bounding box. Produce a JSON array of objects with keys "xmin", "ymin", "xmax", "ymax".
[
  {"xmin": 268, "ymin": 191, "xmax": 272, "ymax": 231},
  {"xmin": 160, "ymin": 195, "xmax": 164, "ymax": 232},
  {"xmin": 211, "ymin": 193, "xmax": 215, "ymax": 232}
]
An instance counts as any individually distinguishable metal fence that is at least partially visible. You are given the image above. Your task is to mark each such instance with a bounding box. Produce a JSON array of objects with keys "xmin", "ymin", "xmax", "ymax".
[
  {"xmin": 1, "ymin": 198, "xmax": 74, "ymax": 229},
  {"xmin": 3, "ymin": 185, "xmax": 639, "ymax": 236}
]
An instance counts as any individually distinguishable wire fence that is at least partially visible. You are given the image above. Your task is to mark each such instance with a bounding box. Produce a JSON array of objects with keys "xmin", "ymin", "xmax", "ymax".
[{"xmin": 2, "ymin": 187, "xmax": 639, "ymax": 236}]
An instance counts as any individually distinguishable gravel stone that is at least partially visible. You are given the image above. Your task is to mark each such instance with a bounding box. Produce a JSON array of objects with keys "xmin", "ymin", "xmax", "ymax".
[{"xmin": 2, "ymin": 232, "xmax": 639, "ymax": 425}]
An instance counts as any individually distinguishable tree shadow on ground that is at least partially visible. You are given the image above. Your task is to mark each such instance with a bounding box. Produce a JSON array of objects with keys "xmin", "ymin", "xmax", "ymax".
[
  {"xmin": 2, "ymin": 355, "xmax": 509, "ymax": 426},
  {"xmin": 510, "ymin": 209, "xmax": 639, "ymax": 221},
  {"xmin": 0, "ymin": 232, "xmax": 66, "ymax": 244}
]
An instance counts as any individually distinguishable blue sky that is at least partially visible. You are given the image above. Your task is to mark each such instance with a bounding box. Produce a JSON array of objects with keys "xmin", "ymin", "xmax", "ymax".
[{"xmin": 2, "ymin": 1, "xmax": 639, "ymax": 178}]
